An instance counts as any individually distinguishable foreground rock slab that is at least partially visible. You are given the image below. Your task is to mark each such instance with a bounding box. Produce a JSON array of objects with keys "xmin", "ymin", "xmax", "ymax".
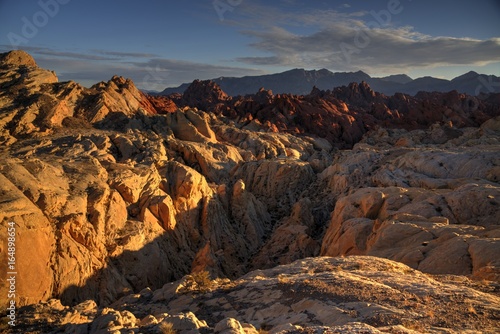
[{"xmin": 14, "ymin": 256, "xmax": 500, "ymax": 333}]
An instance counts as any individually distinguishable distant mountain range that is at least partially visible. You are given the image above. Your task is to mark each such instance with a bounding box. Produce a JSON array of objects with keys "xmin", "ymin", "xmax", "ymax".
[{"xmin": 159, "ymin": 69, "xmax": 500, "ymax": 96}]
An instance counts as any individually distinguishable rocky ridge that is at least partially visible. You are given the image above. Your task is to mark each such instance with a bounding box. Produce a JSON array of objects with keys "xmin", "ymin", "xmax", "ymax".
[
  {"xmin": 160, "ymin": 78, "xmax": 500, "ymax": 149},
  {"xmin": 0, "ymin": 50, "xmax": 499, "ymax": 333}
]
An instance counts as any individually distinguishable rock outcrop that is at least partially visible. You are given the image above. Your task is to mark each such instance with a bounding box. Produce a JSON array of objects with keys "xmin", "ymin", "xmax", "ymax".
[
  {"xmin": 0, "ymin": 50, "xmax": 156, "ymax": 146},
  {"xmin": 167, "ymin": 78, "xmax": 500, "ymax": 148},
  {"xmin": 14, "ymin": 257, "xmax": 500, "ymax": 333},
  {"xmin": 0, "ymin": 50, "xmax": 499, "ymax": 333},
  {"xmin": 180, "ymin": 79, "xmax": 230, "ymax": 112},
  {"xmin": 320, "ymin": 127, "xmax": 500, "ymax": 281},
  {"xmin": 0, "ymin": 51, "xmax": 328, "ymax": 307}
]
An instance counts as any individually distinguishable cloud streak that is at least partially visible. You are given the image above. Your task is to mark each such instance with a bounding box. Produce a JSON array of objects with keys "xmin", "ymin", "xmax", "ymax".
[
  {"xmin": 224, "ymin": 3, "xmax": 500, "ymax": 74},
  {"xmin": 237, "ymin": 23, "xmax": 500, "ymax": 73},
  {"xmin": 91, "ymin": 50, "xmax": 160, "ymax": 58},
  {"xmin": 0, "ymin": 45, "xmax": 266, "ymax": 90},
  {"xmin": 30, "ymin": 54, "xmax": 265, "ymax": 91}
]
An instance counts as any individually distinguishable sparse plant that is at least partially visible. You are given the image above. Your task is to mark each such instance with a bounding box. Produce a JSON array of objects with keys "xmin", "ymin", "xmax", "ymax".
[
  {"xmin": 192, "ymin": 270, "xmax": 213, "ymax": 291},
  {"xmin": 180, "ymin": 270, "xmax": 214, "ymax": 294},
  {"xmin": 158, "ymin": 321, "xmax": 177, "ymax": 334}
]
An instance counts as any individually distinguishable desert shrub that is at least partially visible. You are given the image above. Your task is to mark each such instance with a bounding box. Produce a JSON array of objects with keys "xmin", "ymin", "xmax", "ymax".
[
  {"xmin": 158, "ymin": 321, "xmax": 176, "ymax": 334},
  {"xmin": 180, "ymin": 270, "xmax": 214, "ymax": 293}
]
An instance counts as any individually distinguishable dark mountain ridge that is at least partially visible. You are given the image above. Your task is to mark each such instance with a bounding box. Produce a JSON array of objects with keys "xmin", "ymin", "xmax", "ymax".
[{"xmin": 159, "ymin": 68, "xmax": 500, "ymax": 96}]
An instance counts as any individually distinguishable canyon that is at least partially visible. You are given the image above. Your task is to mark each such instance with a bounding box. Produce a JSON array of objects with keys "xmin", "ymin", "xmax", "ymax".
[{"xmin": 0, "ymin": 50, "xmax": 499, "ymax": 333}]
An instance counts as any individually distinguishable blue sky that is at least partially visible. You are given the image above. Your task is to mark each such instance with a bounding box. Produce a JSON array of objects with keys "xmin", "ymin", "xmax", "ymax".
[{"xmin": 0, "ymin": 0, "xmax": 499, "ymax": 90}]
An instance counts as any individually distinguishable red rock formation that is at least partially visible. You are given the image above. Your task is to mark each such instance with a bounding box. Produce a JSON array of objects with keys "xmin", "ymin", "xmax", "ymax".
[
  {"xmin": 147, "ymin": 95, "xmax": 178, "ymax": 114},
  {"xmin": 165, "ymin": 79, "xmax": 500, "ymax": 148},
  {"xmin": 179, "ymin": 79, "xmax": 230, "ymax": 112}
]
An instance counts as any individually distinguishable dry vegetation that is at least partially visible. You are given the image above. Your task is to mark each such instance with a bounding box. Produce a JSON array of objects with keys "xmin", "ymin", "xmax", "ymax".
[{"xmin": 158, "ymin": 321, "xmax": 177, "ymax": 334}]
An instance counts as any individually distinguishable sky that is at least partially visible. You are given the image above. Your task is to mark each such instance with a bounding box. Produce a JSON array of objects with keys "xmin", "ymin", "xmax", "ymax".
[{"xmin": 0, "ymin": 0, "xmax": 499, "ymax": 91}]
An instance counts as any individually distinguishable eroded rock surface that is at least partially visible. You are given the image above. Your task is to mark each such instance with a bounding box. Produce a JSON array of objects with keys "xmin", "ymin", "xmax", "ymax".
[
  {"xmin": 15, "ymin": 257, "xmax": 500, "ymax": 333},
  {"xmin": 0, "ymin": 52, "xmax": 329, "ymax": 307},
  {"xmin": 1, "ymin": 50, "xmax": 500, "ymax": 333},
  {"xmin": 320, "ymin": 127, "xmax": 500, "ymax": 281}
]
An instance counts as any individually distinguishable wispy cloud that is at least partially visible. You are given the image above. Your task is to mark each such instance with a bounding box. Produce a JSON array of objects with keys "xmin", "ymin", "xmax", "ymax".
[
  {"xmin": 130, "ymin": 58, "xmax": 266, "ymax": 90},
  {"xmin": 216, "ymin": 3, "xmax": 499, "ymax": 73},
  {"xmin": 26, "ymin": 53, "xmax": 264, "ymax": 91},
  {"xmin": 235, "ymin": 15, "xmax": 500, "ymax": 73},
  {"xmin": 0, "ymin": 45, "xmax": 265, "ymax": 90},
  {"xmin": 91, "ymin": 50, "xmax": 160, "ymax": 58},
  {"xmin": 223, "ymin": 3, "xmax": 366, "ymax": 29},
  {"xmin": 0, "ymin": 45, "xmax": 118, "ymax": 61}
]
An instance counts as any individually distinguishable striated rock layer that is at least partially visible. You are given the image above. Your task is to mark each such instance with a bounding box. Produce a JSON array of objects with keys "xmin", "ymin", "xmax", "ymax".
[{"xmin": 0, "ymin": 50, "xmax": 499, "ymax": 332}]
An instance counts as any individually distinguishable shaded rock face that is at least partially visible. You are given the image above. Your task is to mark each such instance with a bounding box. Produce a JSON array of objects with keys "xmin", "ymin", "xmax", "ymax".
[
  {"xmin": 0, "ymin": 123, "xmax": 325, "ymax": 306},
  {"xmin": 0, "ymin": 51, "xmax": 499, "ymax": 333}
]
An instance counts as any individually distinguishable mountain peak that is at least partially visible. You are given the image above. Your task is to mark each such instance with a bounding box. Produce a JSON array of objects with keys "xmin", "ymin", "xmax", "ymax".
[
  {"xmin": 379, "ymin": 74, "xmax": 413, "ymax": 84},
  {"xmin": 452, "ymin": 71, "xmax": 480, "ymax": 82},
  {"xmin": 332, "ymin": 70, "xmax": 371, "ymax": 80},
  {"xmin": 160, "ymin": 69, "xmax": 499, "ymax": 97},
  {"xmin": 354, "ymin": 70, "xmax": 369, "ymax": 76}
]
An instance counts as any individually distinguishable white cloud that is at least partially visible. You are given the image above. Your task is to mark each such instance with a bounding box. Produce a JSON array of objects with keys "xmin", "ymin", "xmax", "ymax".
[
  {"xmin": 237, "ymin": 23, "xmax": 500, "ymax": 73},
  {"xmin": 223, "ymin": 3, "xmax": 500, "ymax": 73}
]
